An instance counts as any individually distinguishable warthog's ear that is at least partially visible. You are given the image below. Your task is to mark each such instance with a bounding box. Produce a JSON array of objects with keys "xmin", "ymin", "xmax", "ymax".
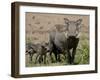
[
  {"xmin": 41, "ymin": 45, "xmax": 45, "ymax": 48},
  {"xmin": 55, "ymin": 24, "xmax": 62, "ymax": 31},
  {"xmin": 64, "ymin": 18, "xmax": 69, "ymax": 24},
  {"xmin": 45, "ymin": 42, "xmax": 49, "ymax": 46},
  {"xmin": 76, "ymin": 19, "xmax": 82, "ymax": 26},
  {"xmin": 64, "ymin": 18, "xmax": 69, "ymax": 31}
]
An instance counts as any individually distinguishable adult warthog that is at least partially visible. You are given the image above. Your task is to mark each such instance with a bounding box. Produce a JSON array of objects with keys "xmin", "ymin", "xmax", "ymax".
[{"xmin": 49, "ymin": 18, "xmax": 82, "ymax": 64}]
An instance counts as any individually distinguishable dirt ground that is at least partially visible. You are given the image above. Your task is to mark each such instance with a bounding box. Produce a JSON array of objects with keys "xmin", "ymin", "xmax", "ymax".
[{"xmin": 25, "ymin": 12, "xmax": 89, "ymax": 43}]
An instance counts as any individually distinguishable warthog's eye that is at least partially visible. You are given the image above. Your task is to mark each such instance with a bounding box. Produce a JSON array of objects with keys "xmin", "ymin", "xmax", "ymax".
[
  {"xmin": 26, "ymin": 50, "xmax": 28, "ymax": 53},
  {"xmin": 76, "ymin": 27, "xmax": 79, "ymax": 31}
]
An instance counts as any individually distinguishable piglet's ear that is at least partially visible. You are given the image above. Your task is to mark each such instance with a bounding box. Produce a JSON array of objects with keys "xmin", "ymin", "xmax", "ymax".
[
  {"xmin": 41, "ymin": 45, "xmax": 45, "ymax": 49},
  {"xmin": 64, "ymin": 18, "xmax": 69, "ymax": 24},
  {"xmin": 45, "ymin": 42, "xmax": 49, "ymax": 46},
  {"xmin": 76, "ymin": 19, "xmax": 82, "ymax": 25}
]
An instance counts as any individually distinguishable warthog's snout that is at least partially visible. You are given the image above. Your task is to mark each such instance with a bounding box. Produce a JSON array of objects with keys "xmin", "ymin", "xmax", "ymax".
[{"xmin": 68, "ymin": 36, "xmax": 76, "ymax": 39}]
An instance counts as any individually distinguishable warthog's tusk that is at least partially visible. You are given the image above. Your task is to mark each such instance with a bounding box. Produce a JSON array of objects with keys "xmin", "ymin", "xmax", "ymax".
[
  {"xmin": 76, "ymin": 33, "xmax": 80, "ymax": 38},
  {"xmin": 63, "ymin": 32, "xmax": 68, "ymax": 38}
]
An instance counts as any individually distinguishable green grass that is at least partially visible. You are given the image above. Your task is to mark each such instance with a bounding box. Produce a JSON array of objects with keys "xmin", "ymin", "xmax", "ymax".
[
  {"xmin": 74, "ymin": 40, "xmax": 89, "ymax": 64},
  {"xmin": 26, "ymin": 33, "xmax": 89, "ymax": 67}
]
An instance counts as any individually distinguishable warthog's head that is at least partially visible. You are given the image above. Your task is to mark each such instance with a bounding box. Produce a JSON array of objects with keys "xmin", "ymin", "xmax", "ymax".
[
  {"xmin": 64, "ymin": 18, "xmax": 82, "ymax": 38},
  {"xmin": 25, "ymin": 43, "xmax": 37, "ymax": 55},
  {"xmin": 41, "ymin": 42, "xmax": 50, "ymax": 53}
]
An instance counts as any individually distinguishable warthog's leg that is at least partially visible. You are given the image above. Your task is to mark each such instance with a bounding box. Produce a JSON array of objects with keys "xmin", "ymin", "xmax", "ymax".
[
  {"xmin": 63, "ymin": 51, "xmax": 68, "ymax": 62},
  {"xmin": 67, "ymin": 50, "xmax": 72, "ymax": 64},
  {"xmin": 29, "ymin": 53, "xmax": 33, "ymax": 62},
  {"xmin": 35, "ymin": 53, "xmax": 44, "ymax": 64},
  {"xmin": 49, "ymin": 49, "xmax": 55, "ymax": 63},
  {"xmin": 49, "ymin": 51, "xmax": 52, "ymax": 62},
  {"xmin": 54, "ymin": 53, "xmax": 58, "ymax": 62},
  {"xmin": 58, "ymin": 54, "xmax": 61, "ymax": 62},
  {"xmin": 72, "ymin": 38, "xmax": 79, "ymax": 64},
  {"xmin": 44, "ymin": 54, "xmax": 46, "ymax": 64},
  {"xmin": 35, "ymin": 53, "xmax": 40, "ymax": 64},
  {"xmin": 38, "ymin": 55, "xmax": 43, "ymax": 64},
  {"xmin": 71, "ymin": 49, "xmax": 76, "ymax": 64},
  {"xmin": 49, "ymin": 42, "xmax": 55, "ymax": 63}
]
